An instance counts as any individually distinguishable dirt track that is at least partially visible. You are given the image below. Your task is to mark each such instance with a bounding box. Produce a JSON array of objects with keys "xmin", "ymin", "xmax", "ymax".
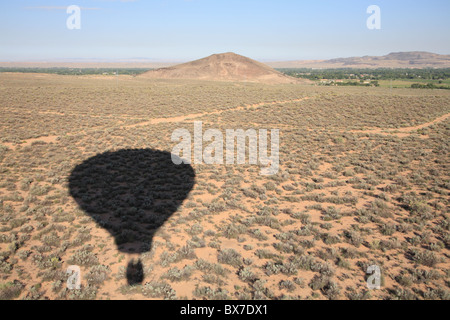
[
  {"xmin": 3, "ymin": 98, "xmax": 448, "ymax": 150},
  {"xmin": 352, "ymin": 112, "xmax": 450, "ymax": 137}
]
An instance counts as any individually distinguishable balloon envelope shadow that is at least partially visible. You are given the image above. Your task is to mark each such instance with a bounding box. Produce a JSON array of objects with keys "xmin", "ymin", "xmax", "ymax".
[{"xmin": 68, "ymin": 149, "xmax": 195, "ymax": 285}]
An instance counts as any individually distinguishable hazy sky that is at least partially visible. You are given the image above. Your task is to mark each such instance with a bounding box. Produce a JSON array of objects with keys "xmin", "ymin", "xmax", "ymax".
[{"xmin": 1, "ymin": 0, "xmax": 449, "ymax": 61}]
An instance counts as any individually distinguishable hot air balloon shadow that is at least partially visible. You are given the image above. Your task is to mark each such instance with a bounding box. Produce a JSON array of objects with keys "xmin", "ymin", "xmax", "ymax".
[{"xmin": 68, "ymin": 149, "xmax": 195, "ymax": 285}]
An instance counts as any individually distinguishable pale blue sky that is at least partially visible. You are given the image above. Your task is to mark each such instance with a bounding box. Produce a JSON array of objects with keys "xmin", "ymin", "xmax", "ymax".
[{"xmin": 1, "ymin": 0, "xmax": 449, "ymax": 61}]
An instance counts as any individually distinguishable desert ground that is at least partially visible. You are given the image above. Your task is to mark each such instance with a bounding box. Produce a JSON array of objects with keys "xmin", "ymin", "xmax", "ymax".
[{"xmin": 0, "ymin": 72, "xmax": 449, "ymax": 300}]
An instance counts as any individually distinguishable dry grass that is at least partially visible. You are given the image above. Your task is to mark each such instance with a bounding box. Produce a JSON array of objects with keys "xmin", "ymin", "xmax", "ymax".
[{"xmin": 0, "ymin": 73, "xmax": 449, "ymax": 300}]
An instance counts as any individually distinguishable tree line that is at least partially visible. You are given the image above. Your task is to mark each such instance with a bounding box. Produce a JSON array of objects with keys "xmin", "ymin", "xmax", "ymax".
[
  {"xmin": 277, "ymin": 68, "xmax": 450, "ymax": 81},
  {"xmin": 0, "ymin": 68, "xmax": 151, "ymax": 76}
]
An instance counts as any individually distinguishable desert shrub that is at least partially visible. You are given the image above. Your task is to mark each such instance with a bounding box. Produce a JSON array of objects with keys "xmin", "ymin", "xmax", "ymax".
[
  {"xmin": 242, "ymin": 188, "xmax": 258, "ymax": 199},
  {"xmin": 68, "ymin": 249, "xmax": 99, "ymax": 267},
  {"xmin": 262, "ymin": 261, "xmax": 282, "ymax": 276},
  {"xmin": 273, "ymin": 241, "xmax": 303, "ymax": 254},
  {"xmin": 313, "ymin": 262, "xmax": 335, "ymax": 277},
  {"xmin": 248, "ymin": 229, "xmax": 268, "ymax": 241},
  {"xmin": 30, "ymin": 252, "xmax": 61, "ymax": 270},
  {"xmin": 369, "ymin": 199, "xmax": 392, "ymax": 218},
  {"xmin": 263, "ymin": 181, "xmax": 277, "ymax": 191},
  {"xmin": 71, "ymin": 230, "xmax": 92, "ymax": 248},
  {"xmin": 9, "ymin": 218, "xmax": 28, "ymax": 229},
  {"xmin": 395, "ymin": 274, "xmax": 413, "ymax": 287},
  {"xmin": 29, "ymin": 184, "xmax": 51, "ymax": 196},
  {"xmin": 343, "ymin": 230, "xmax": 363, "ymax": 247},
  {"xmin": 278, "ymin": 280, "xmax": 296, "ymax": 292},
  {"xmin": 320, "ymin": 223, "xmax": 333, "ymax": 230},
  {"xmin": 20, "ymin": 178, "xmax": 33, "ymax": 191},
  {"xmin": 336, "ymin": 257, "xmax": 351, "ymax": 269},
  {"xmin": 208, "ymin": 201, "xmax": 226, "ymax": 213},
  {"xmin": 17, "ymin": 250, "xmax": 32, "ymax": 260},
  {"xmin": 321, "ymin": 206, "xmax": 342, "ymax": 221},
  {"xmin": 0, "ymin": 281, "xmax": 24, "ymax": 300},
  {"xmin": 296, "ymin": 224, "xmax": 317, "ymax": 236},
  {"xmin": 222, "ymin": 223, "xmax": 247, "ymax": 239},
  {"xmin": 380, "ymin": 223, "xmax": 397, "ymax": 236},
  {"xmin": 188, "ymin": 236, "xmax": 206, "ymax": 248},
  {"xmin": 238, "ymin": 267, "xmax": 257, "ymax": 282},
  {"xmin": 244, "ymin": 216, "xmax": 281, "ymax": 230},
  {"xmin": 397, "ymin": 222, "xmax": 413, "ymax": 233},
  {"xmin": 423, "ymin": 288, "xmax": 450, "ymax": 300},
  {"xmin": 258, "ymin": 206, "xmax": 279, "ymax": 217},
  {"xmin": 251, "ymin": 279, "xmax": 274, "ymax": 299},
  {"xmin": 202, "ymin": 274, "xmax": 226, "ymax": 286},
  {"xmin": 160, "ymin": 244, "xmax": 197, "ymax": 267},
  {"xmin": 291, "ymin": 212, "xmax": 311, "ymax": 224},
  {"xmin": 41, "ymin": 232, "xmax": 60, "ymax": 247},
  {"xmin": 403, "ymin": 196, "xmax": 432, "ymax": 216},
  {"xmin": 254, "ymin": 249, "xmax": 279, "ymax": 260},
  {"xmin": 217, "ymin": 248, "xmax": 242, "ymax": 267},
  {"xmin": 51, "ymin": 280, "xmax": 63, "ymax": 293},
  {"xmin": 322, "ymin": 280, "xmax": 341, "ymax": 300},
  {"xmin": 309, "ymin": 274, "xmax": 330, "ymax": 291},
  {"xmin": 320, "ymin": 233, "xmax": 341, "ymax": 245},
  {"xmin": 142, "ymin": 281, "xmax": 176, "ymax": 299},
  {"xmin": 162, "ymin": 265, "xmax": 195, "ymax": 282},
  {"xmin": 19, "ymin": 224, "xmax": 34, "ymax": 233},
  {"xmin": 177, "ymin": 244, "xmax": 197, "ymax": 260},
  {"xmin": 346, "ymin": 288, "xmax": 371, "ymax": 300},
  {"xmin": 59, "ymin": 286, "xmax": 97, "ymax": 300},
  {"xmin": 0, "ymin": 234, "xmax": 12, "ymax": 244},
  {"xmin": 194, "ymin": 259, "xmax": 229, "ymax": 276},
  {"xmin": 85, "ymin": 265, "xmax": 111, "ymax": 285},
  {"xmin": 383, "ymin": 184, "xmax": 398, "ymax": 193},
  {"xmin": 52, "ymin": 212, "xmax": 75, "ymax": 223},
  {"xmin": 290, "ymin": 255, "xmax": 316, "ymax": 272},
  {"xmin": 340, "ymin": 247, "xmax": 364, "ymax": 259},
  {"xmin": 22, "ymin": 284, "xmax": 46, "ymax": 300},
  {"xmin": 208, "ymin": 240, "xmax": 221, "ymax": 249},
  {"xmin": 193, "ymin": 286, "xmax": 230, "ymax": 300},
  {"xmin": 187, "ymin": 223, "xmax": 203, "ymax": 236},
  {"xmin": 204, "ymin": 229, "xmax": 216, "ymax": 237},
  {"xmin": 39, "ymin": 269, "xmax": 66, "ymax": 282},
  {"xmin": 411, "ymin": 268, "xmax": 441, "ymax": 283},
  {"xmin": 390, "ymin": 288, "xmax": 418, "ymax": 300},
  {"xmin": 410, "ymin": 249, "xmax": 440, "ymax": 267}
]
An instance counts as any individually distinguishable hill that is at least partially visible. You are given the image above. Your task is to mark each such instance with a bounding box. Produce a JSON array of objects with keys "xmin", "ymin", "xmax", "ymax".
[
  {"xmin": 267, "ymin": 51, "xmax": 450, "ymax": 69},
  {"xmin": 139, "ymin": 52, "xmax": 299, "ymax": 84}
]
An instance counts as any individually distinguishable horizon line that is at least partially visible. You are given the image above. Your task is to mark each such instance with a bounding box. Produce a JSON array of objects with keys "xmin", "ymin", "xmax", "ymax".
[{"xmin": 0, "ymin": 50, "xmax": 449, "ymax": 64}]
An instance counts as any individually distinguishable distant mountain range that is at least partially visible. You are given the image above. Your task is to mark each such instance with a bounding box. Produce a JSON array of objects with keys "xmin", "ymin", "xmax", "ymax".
[
  {"xmin": 266, "ymin": 52, "xmax": 450, "ymax": 69},
  {"xmin": 1, "ymin": 52, "xmax": 449, "ymax": 69},
  {"xmin": 0, "ymin": 60, "xmax": 176, "ymax": 69}
]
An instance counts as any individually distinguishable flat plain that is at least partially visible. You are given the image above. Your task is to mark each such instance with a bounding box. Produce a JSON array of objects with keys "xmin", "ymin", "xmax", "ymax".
[{"xmin": 0, "ymin": 73, "xmax": 449, "ymax": 300}]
